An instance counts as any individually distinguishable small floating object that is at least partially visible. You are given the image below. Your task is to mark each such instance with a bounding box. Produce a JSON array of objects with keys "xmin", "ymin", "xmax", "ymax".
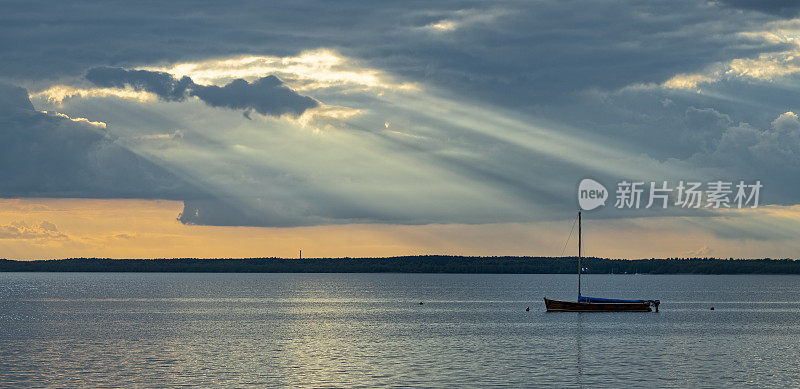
[
  {"xmin": 525, "ymin": 307, "xmax": 530, "ymax": 312},
  {"xmin": 710, "ymin": 307, "xmax": 715, "ymax": 310},
  {"xmin": 418, "ymin": 302, "xmax": 424, "ymax": 305}
]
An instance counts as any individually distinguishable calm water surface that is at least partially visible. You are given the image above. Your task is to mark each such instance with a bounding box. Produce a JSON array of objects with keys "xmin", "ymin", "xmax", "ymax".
[{"xmin": 1, "ymin": 273, "xmax": 799, "ymax": 388}]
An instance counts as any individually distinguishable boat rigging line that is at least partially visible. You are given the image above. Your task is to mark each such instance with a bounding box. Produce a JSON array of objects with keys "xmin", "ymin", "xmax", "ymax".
[{"xmin": 560, "ymin": 214, "xmax": 578, "ymax": 258}]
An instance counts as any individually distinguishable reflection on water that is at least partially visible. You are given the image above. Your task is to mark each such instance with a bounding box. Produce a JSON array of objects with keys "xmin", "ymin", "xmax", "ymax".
[
  {"xmin": 575, "ymin": 312, "xmax": 583, "ymax": 388},
  {"xmin": 1, "ymin": 273, "xmax": 799, "ymax": 387}
]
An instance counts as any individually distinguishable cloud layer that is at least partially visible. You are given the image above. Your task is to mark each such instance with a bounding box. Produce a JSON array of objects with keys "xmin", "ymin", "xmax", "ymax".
[
  {"xmin": 3, "ymin": 0, "xmax": 800, "ymax": 235},
  {"xmin": 0, "ymin": 83, "xmax": 192, "ymax": 199},
  {"xmin": 86, "ymin": 67, "xmax": 318, "ymax": 117}
]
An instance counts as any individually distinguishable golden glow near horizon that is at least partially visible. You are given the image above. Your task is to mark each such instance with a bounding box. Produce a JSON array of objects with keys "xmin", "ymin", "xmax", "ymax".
[{"xmin": 1, "ymin": 198, "xmax": 799, "ymax": 260}]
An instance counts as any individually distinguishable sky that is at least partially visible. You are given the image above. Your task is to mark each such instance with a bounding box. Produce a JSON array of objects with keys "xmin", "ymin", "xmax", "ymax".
[{"xmin": 2, "ymin": 0, "xmax": 800, "ymax": 259}]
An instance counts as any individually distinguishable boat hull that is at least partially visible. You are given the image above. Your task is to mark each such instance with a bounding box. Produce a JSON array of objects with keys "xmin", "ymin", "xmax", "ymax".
[{"xmin": 544, "ymin": 298, "xmax": 653, "ymax": 312}]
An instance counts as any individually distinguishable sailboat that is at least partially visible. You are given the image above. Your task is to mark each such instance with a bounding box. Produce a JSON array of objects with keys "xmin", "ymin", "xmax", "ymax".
[{"xmin": 544, "ymin": 211, "xmax": 660, "ymax": 312}]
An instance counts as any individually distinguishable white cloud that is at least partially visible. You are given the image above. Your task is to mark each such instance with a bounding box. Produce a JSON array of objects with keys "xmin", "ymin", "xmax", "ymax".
[
  {"xmin": 657, "ymin": 18, "xmax": 800, "ymax": 89},
  {"xmin": 142, "ymin": 49, "xmax": 418, "ymax": 93},
  {"xmin": 31, "ymin": 86, "xmax": 155, "ymax": 104},
  {"xmin": 40, "ymin": 110, "xmax": 108, "ymax": 129},
  {"xmin": 662, "ymin": 72, "xmax": 721, "ymax": 90},
  {"xmin": 428, "ymin": 20, "xmax": 457, "ymax": 32},
  {"xmin": 422, "ymin": 9, "xmax": 509, "ymax": 34}
]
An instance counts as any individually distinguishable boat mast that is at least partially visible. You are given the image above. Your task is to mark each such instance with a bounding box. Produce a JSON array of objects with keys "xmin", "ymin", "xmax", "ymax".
[{"xmin": 578, "ymin": 211, "xmax": 581, "ymax": 299}]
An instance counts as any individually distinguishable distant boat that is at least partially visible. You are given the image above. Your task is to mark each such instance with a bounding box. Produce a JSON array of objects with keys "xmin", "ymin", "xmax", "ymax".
[{"xmin": 544, "ymin": 211, "xmax": 660, "ymax": 312}]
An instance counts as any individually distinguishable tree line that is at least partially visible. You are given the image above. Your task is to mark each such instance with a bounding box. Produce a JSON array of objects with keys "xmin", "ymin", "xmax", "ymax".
[{"xmin": 0, "ymin": 256, "xmax": 798, "ymax": 274}]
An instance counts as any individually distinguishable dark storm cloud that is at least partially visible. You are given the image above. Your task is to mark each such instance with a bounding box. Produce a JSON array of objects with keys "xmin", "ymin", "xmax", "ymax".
[
  {"xmin": 179, "ymin": 198, "xmax": 334, "ymax": 227},
  {"xmin": 86, "ymin": 67, "xmax": 194, "ymax": 101},
  {"xmin": 0, "ymin": 83, "xmax": 192, "ymax": 198},
  {"xmin": 0, "ymin": 1, "xmax": 791, "ymax": 116},
  {"xmin": 191, "ymin": 77, "xmax": 318, "ymax": 117},
  {"xmin": 86, "ymin": 68, "xmax": 318, "ymax": 117},
  {"xmin": 0, "ymin": 1, "xmax": 786, "ymax": 100}
]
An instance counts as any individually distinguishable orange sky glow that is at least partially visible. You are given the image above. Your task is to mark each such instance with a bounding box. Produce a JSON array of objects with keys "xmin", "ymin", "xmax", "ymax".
[{"xmin": 1, "ymin": 198, "xmax": 798, "ymax": 260}]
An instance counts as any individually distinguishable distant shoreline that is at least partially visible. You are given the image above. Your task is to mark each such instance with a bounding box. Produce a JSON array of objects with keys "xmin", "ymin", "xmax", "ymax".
[{"xmin": 0, "ymin": 256, "xmax": 798, "ymax": 274}]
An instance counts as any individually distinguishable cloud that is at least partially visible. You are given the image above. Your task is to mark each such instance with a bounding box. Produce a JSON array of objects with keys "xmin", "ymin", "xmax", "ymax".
[
  {"xmin": 31, "ymin": 85, "xmax": 154, "ymax": 104},
  {"xmin": 191, "ymin": 76, "xmax": 317, "ymax": 117},
  {"xmin": 7, "ymin": 0, "xmax": 800, "ymax": 234},
  {"xmin": 85, "ymin": 67, "xmax": 194, "ymax": 101},
  {"xmin": 141, "ymin": 49, "xmax": 417, "ymax": 92},
  {"xmin": 421, "ymin": 9, "xmax": 509, "ymax": 33},
  {"xmin": 40, "ymin": 110, "xmax": 107, "ymax": 128},
  {"xmin": 703, "ymin": 111, "xmax": 800, "ymax": 168},
  {"xmin": 0, "ymin": 82, "xmax": 192, "ymax": 198},
  {"xmin": 0, "ymin": 1, "xmax": 780, "ymax": 105},
  {"xmin": 682, "ymin": 107, "xmax": 734, "ymax": 152},
  {"xmin": 662, "ymin": 72, "xmax": 721, "ymax": 90},
  {"xmin": 0, "ymin": 221, "xmax": 68, "ymax": 240},
  {"xmin": 687, "ymin": 111, "xmax": 800, "ymax": 203},
  {"xmin": 85, "ymin": 67, "xmax": 318, "ymax": 117},
  {"xmin": 716, "ymin": 0, "xmax": 800, "ymax": 16},
  {"xmin": 641, "ymin": 19, "xmax": 800, "ymax": 91}
]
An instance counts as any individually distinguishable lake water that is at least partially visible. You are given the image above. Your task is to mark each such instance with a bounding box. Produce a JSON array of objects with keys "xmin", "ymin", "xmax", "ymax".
[{"xmin": 1, "ymin": 273, "xmax": 799, "ymax": 388}]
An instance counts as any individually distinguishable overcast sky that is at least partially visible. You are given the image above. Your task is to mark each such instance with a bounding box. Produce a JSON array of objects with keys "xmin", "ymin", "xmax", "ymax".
[{"xmin": 2, "ymin": 0, "xmax": 800, "ymax": 258}]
